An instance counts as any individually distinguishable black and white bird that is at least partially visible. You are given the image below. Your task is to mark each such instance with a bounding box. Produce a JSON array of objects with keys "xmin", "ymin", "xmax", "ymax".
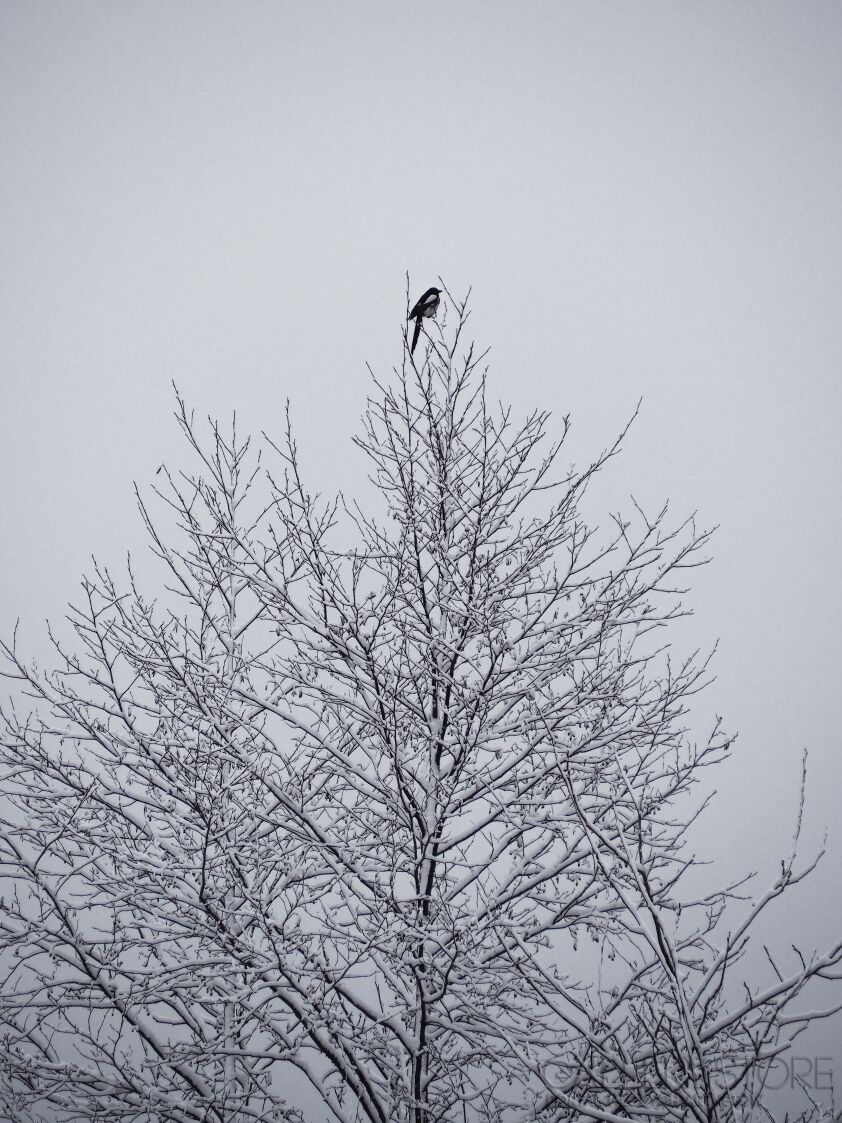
[{"xmin": 408, "ymin": 287, "xmax": 441, "ymax": 354}]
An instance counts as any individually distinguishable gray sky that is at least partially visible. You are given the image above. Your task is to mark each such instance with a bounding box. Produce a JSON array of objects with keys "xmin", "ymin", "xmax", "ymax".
[{"xmin": 2, "ymin": 1, "xmax": 841, "ymax": 1105}]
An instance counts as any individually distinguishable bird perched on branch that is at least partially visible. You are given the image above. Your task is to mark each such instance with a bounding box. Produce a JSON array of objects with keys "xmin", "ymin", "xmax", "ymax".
[{"xmin": 408, "ymin": 287, "xmax": 441, "ymax": 354}]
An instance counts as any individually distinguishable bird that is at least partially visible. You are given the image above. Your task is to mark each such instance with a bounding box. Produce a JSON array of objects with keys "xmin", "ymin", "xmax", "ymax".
[{"xmin": 408, "ymin": 287, "xmax": 441, "ymax": 354}]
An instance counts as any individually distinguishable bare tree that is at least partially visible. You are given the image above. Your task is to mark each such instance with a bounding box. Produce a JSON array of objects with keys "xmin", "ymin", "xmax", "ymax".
[{"xmin": 1, "ymin": 288, "xmax": 840, "ymax": 1123}]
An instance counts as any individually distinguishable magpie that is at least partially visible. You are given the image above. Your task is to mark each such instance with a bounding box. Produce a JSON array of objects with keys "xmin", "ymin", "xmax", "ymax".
[{"xmin": 408, "ymin": 287, "xmax": 441, "ymax": 354}]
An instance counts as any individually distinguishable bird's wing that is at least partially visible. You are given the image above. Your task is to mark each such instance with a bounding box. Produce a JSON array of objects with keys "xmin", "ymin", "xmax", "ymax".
[{"xmin": 408, "ymin": 288, "xmax": 437, "ymax": 318}]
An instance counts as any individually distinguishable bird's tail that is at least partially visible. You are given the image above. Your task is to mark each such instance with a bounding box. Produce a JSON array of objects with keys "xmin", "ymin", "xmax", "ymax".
[{"xmin": 411, "ymin": 316, "xmax": 422, "ymax": 354}]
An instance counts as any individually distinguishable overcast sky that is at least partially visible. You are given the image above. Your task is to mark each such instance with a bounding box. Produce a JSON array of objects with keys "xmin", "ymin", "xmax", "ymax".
[{"xmin": 2, "ymin": 1, "xmax": 841, "ymax": 1106}]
